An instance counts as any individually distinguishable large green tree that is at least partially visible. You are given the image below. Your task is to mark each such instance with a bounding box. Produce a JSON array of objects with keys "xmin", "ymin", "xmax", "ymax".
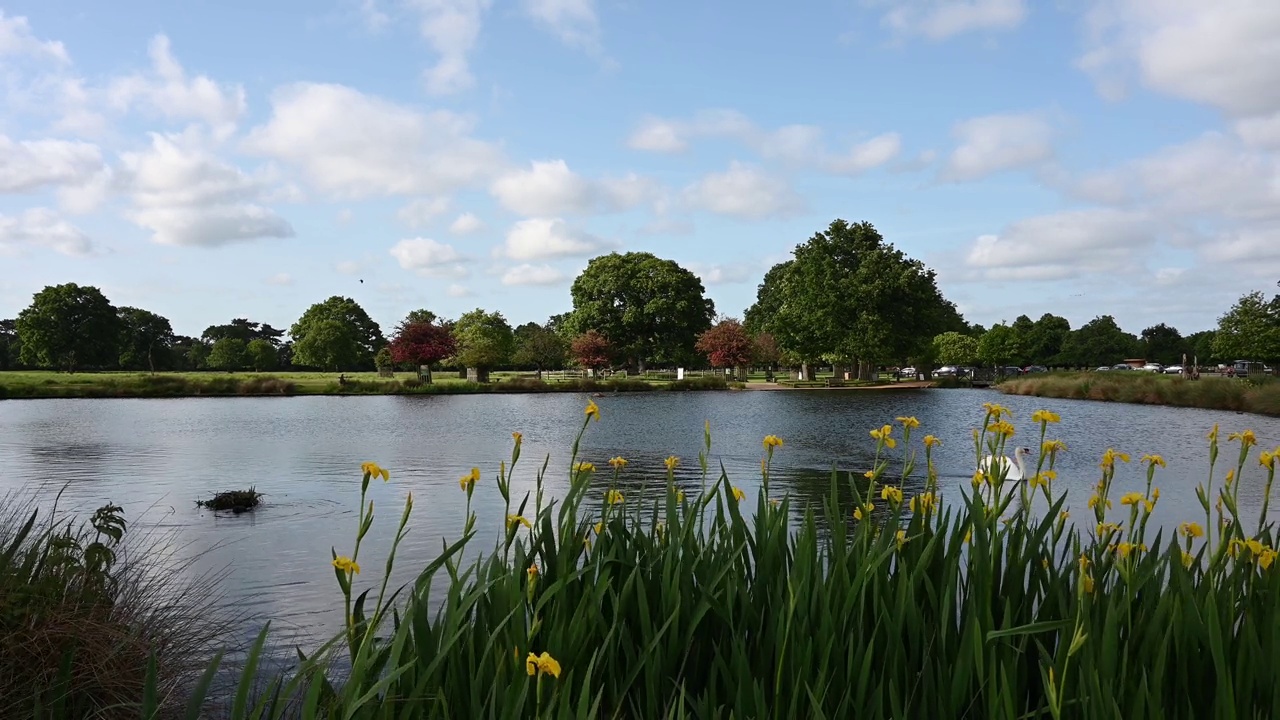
[
  {"xmin": 1140, "ymin": 323, "xmax": 1186, "ymax": 365},
  {"xmin": 289, "ymin": 296, "xmax": 384, "ymax": 370},
  {"xmin": 453, "ymin": 309, "xmax": 514, "ymax": 379},
  {"xmin": 246, "ymin": 338, "xmax": 279, "ymax": 371},
  {"xmin": 977, "ymin": 324, "xmax": 1024, "ymax": 367},
  {"xmin": 1186, "ymin": 330, "xmax": 1217, "ymax": 365},
  {"xmin": 568, "ymin": 252, "xmax": 715, "ymax": 371},
  {"xmin": 512, "ymin": 323, "xmax": 568, "ymax": 377},
  {"xmin": 1024, "ymin": 314, "xmax": 1071, "ymax": 366},
  {"xmin": 292, "ymin": 319, "xmax": 359, "ymax": 371},
  {"xmin": 1213, "ymin": 291, "xmax": 1280, "ymax": 364},
  {"xmin": 932, "ymin": 331, "xmax": 980, "ymax": 366},
  {"xmin": 745, "ymin": 220, "xmax": 961, "ymax": 377},
  {"xmin": 1058, "ymin": 316, "xmax": 1141, "ymax": 368},
  {"xmin": 118, "ymin": 307, "xmax": 175, "ymax": 373},
  {"xmin": 16, "ymin": 283, "xmax": 120, "ymax": 372},
  {"xmin": 207, "ymin": 338, "xmax": 248, "ymax": 370}
]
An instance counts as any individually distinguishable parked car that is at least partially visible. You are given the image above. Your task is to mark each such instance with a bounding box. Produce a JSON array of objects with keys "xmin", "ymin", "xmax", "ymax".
[
  {"xmin": 1164, "ymin": 365, "xmax": 1183, "ymax": 374},
  {"xmin": 1024, "ymin": 365, "xmax": 1048, "ymax": 373},
  {"xmin": 900, "ymin": 367, "xmax": 918, "ymax": 378},
  {"xmin": 1141, "ymin": 363, "xmax": 1164, "ymax": 372},
  {"xmin": 935, "ymin": 365, "xmax": 959, "ymax": 377},
  {"xmin": 999, "ymin": 366, "xmax": 1023, "ymax": 376},
  {"xmin": 1111, "ymin": 364, "xmax": 1134, "ymax": 371},
  {"xmin": 1095, "ymin": 366, "xmax": 1111, "ymax": 371}
]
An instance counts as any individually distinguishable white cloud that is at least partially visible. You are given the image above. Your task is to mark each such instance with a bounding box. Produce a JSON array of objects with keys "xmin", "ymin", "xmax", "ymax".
[
  {"xmin": 0, "ymin": 208, "xmax": 92, "ymax": 256},
  {"xmin": 942, "ymin": 112, "xmax": 1054, "ymax": 181},
  {"xmin": 335, "ymin": 260, "xmax": 364, "ymax": 275},
  {"xmin": 522, "ymin": 0, "xmax": 601, "ymax": 54},
  {"xmin": 337, "ymin": 208, "xmax": 354, "ymax": 224},
  {"xmin": 389, "ymin": 237, "xmax": 469, "ymax": 277},
  {"xmin": 409, "ymin": 0, "xmax": 490, "ymax": 95},
  {"xmin": 242, "ymin": 83, "xmax": 505, "ymax": 199},
  {"xmin": 1074, "ymin": 133, "xmax": 1280, "ymax": 223},
  {"xmin": 447, "ymin": 283, "xmax": 471, "ymax": 297},
  {"xmin": 1235, "ymin": 112, "xmax": 1280, "ymax": 150},
  {"xmin": 107, "ymin": 35, "xmax": 246, "ymax": 137},
  {"xmin": 490, "ymin": 159, "xmax": 656, "ymax": 215},
  {"xmin": 0, "ymin": 135, "xmax": 105, "ymax": 193},
  {"xmin": 0, "ymin": 11, "xmax": 70, "ymax": 63},
  {"xmin": 498, "ymin": 217, "xmax": 609, "ymax": 260},
  {"xmin": 627, "ymin": 117, "xmax": 687, "ymax": 153},
  {"xmin": 688, "ymin": 262, "xmax": 755, "ymax": 285},
  {"xmin": 683, "ymin": 162, "xmax": 803, "ymax": 220},
  {"xmin": 962, "ymin": 208, "xmax": 1155, "ymax": 281},
  {"xmin": 501, "ymin": 263, "xmax": 566, "ymax": 286},
  {"xmin": 266, "ymin": 273, "xmax": 294, "ymax": 286},
  {"xmin": 1079, "ymin": 2, "xmax": 1280, "ymax": 118},
  {"xmin": 826, "ymin": 133, "xmax": 903, "ymax": 175},
  {"xmin": 626, "ymin": 110, "xmax": 899, "ymax": 174},
  {"xmin": 449, "ymin": 212, "xmax": 486, "ymax": 234},
  {"xmin": 119, "ymin": 131, "xmax": 295, "ymax": 247},
  {"xmin": 878, "ymin": 0, "xmax": 1027, "ymax": 40},
  {"xmin": 397, "ymin": 196, "xmax": 453, "ymax": 227}
]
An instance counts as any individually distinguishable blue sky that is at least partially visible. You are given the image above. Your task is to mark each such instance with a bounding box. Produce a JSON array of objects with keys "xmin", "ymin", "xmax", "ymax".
[{"xmin": 2, "ymin": 0, "xmax": 1278, "ymax": 339}]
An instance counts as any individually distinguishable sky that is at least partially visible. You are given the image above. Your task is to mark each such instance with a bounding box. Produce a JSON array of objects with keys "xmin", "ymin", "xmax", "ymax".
[{"xmin": 1, "ymin": 0, "xmax": 1278, "ymax": 340}]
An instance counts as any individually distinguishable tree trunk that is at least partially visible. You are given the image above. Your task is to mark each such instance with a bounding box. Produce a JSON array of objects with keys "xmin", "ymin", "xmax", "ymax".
[
  {"xmin": 638, "ymin": 357, "xmax": 647, "ymax": 375},
  {"xmin": 148, "ymin": 344, "xmax": 156, "ymax": 375}
]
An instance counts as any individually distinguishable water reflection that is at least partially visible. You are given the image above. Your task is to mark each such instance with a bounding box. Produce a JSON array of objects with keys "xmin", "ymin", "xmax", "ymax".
[{"xmin": 2, "ymin": 389, "xmax": 1279, "ymax": 662}]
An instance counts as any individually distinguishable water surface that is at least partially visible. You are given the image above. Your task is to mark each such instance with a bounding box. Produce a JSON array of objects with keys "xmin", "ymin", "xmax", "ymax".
[{"xmin": 3, "ymin": 389, "xmax": 1278, "ymax": 654}]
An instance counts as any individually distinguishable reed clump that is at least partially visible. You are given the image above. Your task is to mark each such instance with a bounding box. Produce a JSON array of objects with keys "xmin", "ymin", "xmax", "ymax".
[
  {"xmin": 1, "ymin": 495, "xmax": 232, "ymax": 719},
  {"xmin": 1000, "ymin": 371, "xmax": 1280, "ymax": 417},
  {"xmin": 154, "ymin": 401, "xmax": 1280, "ymax": 719}
]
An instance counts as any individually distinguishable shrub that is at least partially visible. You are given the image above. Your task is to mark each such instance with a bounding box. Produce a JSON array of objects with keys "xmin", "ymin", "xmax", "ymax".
[{"xmin": 1000, "ymin": 372, "xmax": 1280, "ymax": 417}]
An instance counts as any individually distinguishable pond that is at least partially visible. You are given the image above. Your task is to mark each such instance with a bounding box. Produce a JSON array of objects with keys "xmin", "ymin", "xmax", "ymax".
[{"xmin": 3, "ymin": 388, "xmax": 1278, "ymax": 660}]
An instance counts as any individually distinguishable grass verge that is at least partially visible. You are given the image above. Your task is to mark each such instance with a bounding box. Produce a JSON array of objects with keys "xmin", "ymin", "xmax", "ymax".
[
  {"xmin": 0, "ymin": 372, "xmax": 730, "ymax": 399},
  {"xmin": 998, "ymin": 371, "xmax": 1280, "ymax": 417}
]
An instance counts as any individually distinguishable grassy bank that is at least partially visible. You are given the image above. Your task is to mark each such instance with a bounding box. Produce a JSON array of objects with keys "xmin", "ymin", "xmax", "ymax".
[
  {"xmin": 999, "ymin": 371, "xmax": 1280, "ymax": 417},
  {"xmin": 53, "ymin": 402, "xmax": 1278, "ymax": 718},
  {"xmin": 0, "ymin": 371, "xmax": 731, "ymax": 399}
]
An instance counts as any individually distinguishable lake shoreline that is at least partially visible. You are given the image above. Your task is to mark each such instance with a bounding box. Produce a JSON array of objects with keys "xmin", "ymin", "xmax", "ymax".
[
  {"xmin": 997, "ymin": 372, "xmax": 1280, "ymax": 417},
  {"xmin": 0, "ymin": 371, "xmax": 942, "ymax": 400}
]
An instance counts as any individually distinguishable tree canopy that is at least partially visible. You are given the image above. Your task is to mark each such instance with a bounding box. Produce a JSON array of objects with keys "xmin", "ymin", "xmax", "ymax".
[
  {"xmin": 246, "ymin": 338, "xmax": 279, "ymax": 371},
  {"xmin": 16, "ymin": 283, "xmax": 121, "ymax": 372},
  {"xmin": 453, "ymin": 309, "xmax": 514, "ymax": 371},
  {"xmin": 977, "ymin": 324, "xmax": 1023, "ymax": 367},
  {"xmin": 289, "ymin": 297, "xmax": 384, "ymax": 370},
  {"xmin": 202, "ymin": 318, "xmax": 285, "ymax": 346},
  {"xmin": 1213, "ymin": 291, "xmax": 1280, "ymax": 363},
  {"xmin": 570, "ymin": 330, "xmax": 611, "ymax": 371},
  {"xmin": 512, "ymin": 323, "xmax": 568, "ymax": 373},
  {"xmin": 207, "ymin": 338, "xmax": 248, "ymax": 370},
  {"xmin": 695, "ymin": 319, "xmax": 754, "ymax": 369},
  {"xmin": 746, "ymin": 220, "xmax": 961, "ymax": 369},
  {"xmin": 389, "ymin": 320, "xmax": 457, "ymax": 368},
  {"xmin": 568, "ymin": 252, "xmax": 715, "ymax": 370},
  {"xmin": 1058, "ymin": 316, "xmax": 1140, "ymax": 368},
  {"xmin": 118, "ymin": 307, "xmax": 175, "ymax": 373},
  {"xmin": 933, "ymin": 331, "xmax": 980, "ymax": 366},
  {"xmin": 1140, "ymin": 323, "xmax": 1186, "ymax": 365}
]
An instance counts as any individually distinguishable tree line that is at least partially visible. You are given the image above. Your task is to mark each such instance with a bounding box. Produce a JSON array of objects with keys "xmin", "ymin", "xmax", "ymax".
[{"xmin": 2, "ymin": 218, "xmax": 1277, "ymax": 376}]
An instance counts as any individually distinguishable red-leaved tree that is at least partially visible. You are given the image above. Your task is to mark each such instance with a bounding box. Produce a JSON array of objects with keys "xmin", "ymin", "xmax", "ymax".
[
  {"xmin": 570, "ymin": 330, "xmax": 611, "ymax": 372},
  {"xmin": 388, "ymin": 321, "xmax": 456, "ymax": 383},
  {"xmin": 695, "ymin": 319, "xmax": 754, "ymax": 374}
]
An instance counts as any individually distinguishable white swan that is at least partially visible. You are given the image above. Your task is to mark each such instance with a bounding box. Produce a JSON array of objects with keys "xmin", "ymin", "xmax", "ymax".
[{"xmin": 977, "ymin": 446, "xmax": 1033, "ymax": 483}]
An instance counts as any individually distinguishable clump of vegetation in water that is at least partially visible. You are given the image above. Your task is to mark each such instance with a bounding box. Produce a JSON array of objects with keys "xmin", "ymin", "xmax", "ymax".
[
  {"xmin": 196, "ymin": 488, "xmax": 263, "ymax": 513},
  {"xmin": 149, "ymin": 401, "xmax": 1280, "ymax": 718}
]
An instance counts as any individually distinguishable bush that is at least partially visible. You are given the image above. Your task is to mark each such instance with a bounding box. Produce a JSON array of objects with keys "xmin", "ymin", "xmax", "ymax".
[{"xmin": 1000, "ymin": 372, "xmax": 1280, "ymax": 416}]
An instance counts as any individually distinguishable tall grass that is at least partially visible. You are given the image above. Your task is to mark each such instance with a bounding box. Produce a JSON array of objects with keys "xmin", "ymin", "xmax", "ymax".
[
  {"xmin": 1, "ymin": 493, "xmax": 235, "ymax": 719},
  {"xmin": 1000, "ymin": 371, "xmax": 1280, "ymax": 417},
  {"xmin": 157, "ymin": 401, "xmax": 1280, "ymax": 718}
]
